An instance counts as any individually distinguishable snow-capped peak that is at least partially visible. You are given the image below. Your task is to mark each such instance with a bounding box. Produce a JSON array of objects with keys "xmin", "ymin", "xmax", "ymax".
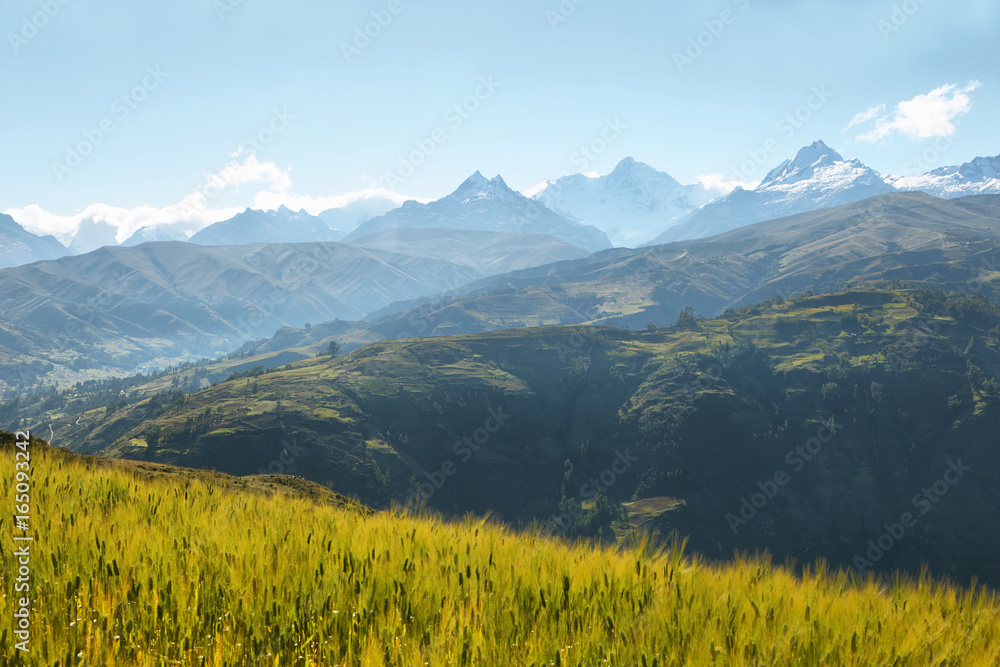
[
  {"xmin": 606, "ymin": 156, "xmax": 683, "ymax": 190},
  {"xmin": 646, "ymin": 141, "xmax": 895, "ymax": 245},
  {"xmin": 611, "ymin": 156, "xmax": 638, "ymax": 172},
  {"xmin": 927, "ymin": 155, "xmax": 1000, "ymax": 182},
  {"xmin": 448, "ymin": 172, "xmax": 520, "ymax": 203},
  {"xmin": 760, "ymin": 140, "xmax": 847, "ymax": 187},
  {"xmin": 530, "ymin": 158, "xmax": 715, "ymax": 246}
]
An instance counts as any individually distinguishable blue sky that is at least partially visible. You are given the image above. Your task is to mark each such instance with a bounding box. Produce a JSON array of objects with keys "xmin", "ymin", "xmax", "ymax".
[{"xmin": 1, "ymin": 0, "xmax": 997, "ymax": 238}]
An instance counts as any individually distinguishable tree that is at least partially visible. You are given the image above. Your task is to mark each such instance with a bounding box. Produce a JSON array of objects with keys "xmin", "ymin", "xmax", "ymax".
[
  {"xmin": 674, "ymin": 306, "xmax": 699, "ymax": 330},
  {"xmin": 326, "ymin": 340, "xmax": 342, "ymax": 357}
]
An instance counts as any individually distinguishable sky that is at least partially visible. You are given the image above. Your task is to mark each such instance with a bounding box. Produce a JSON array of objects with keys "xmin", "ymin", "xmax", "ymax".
[{"xmin": 1, "ymin": 0, "xmax": 998, "ymax": 242}]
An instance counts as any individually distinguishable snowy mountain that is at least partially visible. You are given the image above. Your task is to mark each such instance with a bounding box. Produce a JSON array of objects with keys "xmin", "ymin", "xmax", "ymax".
[
  {"xmin": 0, "ymin": 213, "xmax": 70, "ymax": 269},
  {"xmin": 347, "ymin": 172, "xmax": 611, "ymax": 252},
  {"xmin": 887, "ymin": 154, "xmax": 1000, "ymax": 198},
  {"xmin": 189, "ymin": 206, "xmax": 344, "ymax": 246},
  {"xmin": 121, "ymin": 224, "xmax": 190, "ymax": 246},
  {"xmin": 530, "ymin": 157, "xmax": 716, "ymax": 247},
  {"xmin": 648, "ymin": 141, "xmax": 894, "ymax": 245}
]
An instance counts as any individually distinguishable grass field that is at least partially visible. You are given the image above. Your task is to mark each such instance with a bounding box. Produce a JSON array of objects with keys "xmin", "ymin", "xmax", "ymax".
[{"xmin": 2, "ymin": 438, "xmax": 999, "ymax": 666}]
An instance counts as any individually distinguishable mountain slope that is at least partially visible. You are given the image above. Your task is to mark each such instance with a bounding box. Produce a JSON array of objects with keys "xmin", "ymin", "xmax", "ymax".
[
  {"xmin": 217, "ymin": 192, "xmax": 1000, "ymax": 357},
  {"xmin": 343, "ymin": 227, "xmax": 592, "ymax": 275},
  {"xmin": 355, "ymin": 193, "xmax": 1000, "ymax": 338},
  {"xmin": 47, "ymin": 289, "xmax": 1000, "ymax": 586},
  {"xmin": 650, "ymin": 141, "xmax": 895, "ymax": 244},
  {"xmin": 532, "ymin": 157, "xmax": 715, "ymax": 246},
  {"xmin": 0, "ymin": 212, "xmax": 71, "ymax": 269},
  {"xmin": 190, "ymin": 206, "xmax": 344, "ymax": 245},
  {"xmin": 0, "ymin": 241, "xmax": 487, "ymax": 375},
  {"xmin": 348, "ymin": 172, "xmax": 612, "ymax": 252}
]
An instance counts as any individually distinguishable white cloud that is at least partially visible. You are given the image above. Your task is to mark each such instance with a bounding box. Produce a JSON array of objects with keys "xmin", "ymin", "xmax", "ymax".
[
  {"xmin": 853, "ymin": 81, "xmax": 982, "ymax": 143},
  {"xmin": 844, "ymin": 104, "xmax": 886, "ymax": 131},
  {"xmin": 252, "ymin": 188, "xmax": 422, "ymax": 216},
  {"xmin": 4, "ymin": 155, "xmax": 413, "ymax": 247},
  {"xmin": 697, "ymin": 173, "xmax": 757, "ymax": 196}
]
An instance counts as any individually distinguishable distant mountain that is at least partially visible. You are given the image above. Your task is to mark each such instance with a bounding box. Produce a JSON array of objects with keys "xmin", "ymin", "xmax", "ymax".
[
  {"xmin": 0, "ymin": 241, "xmax": 493, "ymax": 379},
  {"xmin": 121, "ymin": 224, "xmax": 189, "ymax": 246},
  {"xmin": 0, "ymin": 228, "xmax": 600, "ymax": 385},
  {"xmin": 650, "ymin": 141, "xmax": 894, "ymax": 244},
  {"xmin": 0, "ymin": 212, "xmax": 70, "ymax": 269},
  {"xmin": 317, "ymin": 192, "xmax": 409, "ymax": 235},
  {"xmin": 531, "ymin": 157, "xmax": 715, "ymax": 247},
  {"xmin": 357, "ymin": 192, "xmax": 1000, "ymax": 338},
  {"xmin": 888, "ymin": 154, "xmax": 1000, "ymax": 198},
  {"xmin": 348, "ymin": 172, "xmax": 612, "ymax": 252},
  {"xmin": 343, "ymin": 227, "xmax": 592, "ymax": 275},
  {"xmin": 190, "ymin": 206, "xmax": 344, "ymax": 245}
]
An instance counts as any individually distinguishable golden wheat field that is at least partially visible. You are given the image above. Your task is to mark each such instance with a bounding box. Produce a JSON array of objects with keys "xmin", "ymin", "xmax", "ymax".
[{"xmin": 2, "ymin": 441, "xmax": 999, "ymax": 666}]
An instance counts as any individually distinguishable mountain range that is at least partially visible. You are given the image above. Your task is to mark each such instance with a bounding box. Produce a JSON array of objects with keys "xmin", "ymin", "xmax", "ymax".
[
  {"xmin": 0, "ymin": 230, "xmax": 592, "ymax": 389},
  {"xmin": 134, "ymin": 191, "xmax": 1000, "ymax": 375},
  {"xmin": 348, "ymin": 172, "xmax": 613, "ymax": 252},
  {"xmin": 648, "ymin": 141, "xmax": 894, "ymax": 244},
  {"xmin": 887, "ymin": 154, "xmax": 1000, "ymax": 198},
  {"xmin": 350, "ymin": 192, "xmax": 1000, "ymax": 339},
  {"xmin": 0, "ymin": 212, "xmax": 68, "ymax": 269},
  {"xmin": 5, "ymin": 142, "xmax": 1000, "ymax": 270},
  {"xmin": 189, "ymin": 206, "xmax": 346, "ymax": 245}
]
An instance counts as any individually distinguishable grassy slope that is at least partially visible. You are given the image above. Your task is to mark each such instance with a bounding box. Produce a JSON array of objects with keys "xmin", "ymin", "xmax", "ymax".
[{"xmin": 1, "ymin": 437, "xmax": 998, "ymax": 666}]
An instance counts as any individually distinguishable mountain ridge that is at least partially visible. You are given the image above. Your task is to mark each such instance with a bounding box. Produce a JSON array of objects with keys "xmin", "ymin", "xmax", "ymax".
[{"xmin": 349, "ymin": 172, "xmax": 612, "ymax": 251}]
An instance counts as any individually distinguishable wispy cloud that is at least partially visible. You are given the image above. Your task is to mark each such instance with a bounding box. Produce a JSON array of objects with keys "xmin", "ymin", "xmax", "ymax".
[
  {"xmin": 844, "ymin": 104, "xmax": 886, "ymax": 131},
  {"xmin": 697, "ymin": 173, "xmax": 757, "ymax": 196},
  {"xmin": 852, "ymin": 81, "xmax": 982, "ymax": 143}
]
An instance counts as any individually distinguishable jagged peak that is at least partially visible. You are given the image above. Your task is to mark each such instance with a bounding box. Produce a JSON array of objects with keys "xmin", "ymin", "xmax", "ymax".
[{"xmin": 760, "ymin": 141, "xmax": 850, "ymax": 187}]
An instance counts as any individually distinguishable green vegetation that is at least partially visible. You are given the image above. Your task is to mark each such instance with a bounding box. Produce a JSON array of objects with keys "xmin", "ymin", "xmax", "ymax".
[
  {"xmin": 2, "ymin": 437, "xmax": 999, "ymax": 665},
  {"xmin": 25, "ymin": 288, "xmax": 1000, "ymax": 588}
]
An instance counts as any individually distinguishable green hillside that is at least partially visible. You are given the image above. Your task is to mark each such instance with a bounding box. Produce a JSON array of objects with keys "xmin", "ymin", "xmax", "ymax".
[
  {"xmin": 39, "ymin": 288, "xmax": 1000, "ymax": 587},
  {"xmin": 2, "ymin": 436, "xmax": 998, "ymax": 665}
]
